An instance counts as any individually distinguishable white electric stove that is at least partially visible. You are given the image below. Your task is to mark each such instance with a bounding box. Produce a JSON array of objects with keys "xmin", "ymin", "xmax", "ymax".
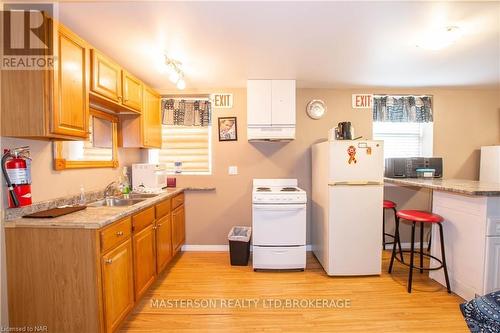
[{"xmin": 252, "ymin": 179, "xmax": 307, "ymax": 270}]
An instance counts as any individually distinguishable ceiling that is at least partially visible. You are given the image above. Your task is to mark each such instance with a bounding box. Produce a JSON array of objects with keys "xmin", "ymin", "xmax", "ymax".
[{"xmin": 59, "ymin": 1, "xmax": 500, "ymax": 91}]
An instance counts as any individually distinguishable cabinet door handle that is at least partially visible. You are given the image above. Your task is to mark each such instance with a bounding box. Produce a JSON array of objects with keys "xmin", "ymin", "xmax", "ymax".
[
  {"xmin": 105, "ymin": 259, "xmax": 113, "ymax": 264},
  {"xmin": 116, "ymin": 231, "xmax": 124, "ymax": 236}
]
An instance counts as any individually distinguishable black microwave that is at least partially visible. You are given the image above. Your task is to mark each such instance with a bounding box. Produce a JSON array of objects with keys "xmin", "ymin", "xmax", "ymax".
[{"xmin": 385, "ymin": 157, "xmax": 443, "ymax": 178}]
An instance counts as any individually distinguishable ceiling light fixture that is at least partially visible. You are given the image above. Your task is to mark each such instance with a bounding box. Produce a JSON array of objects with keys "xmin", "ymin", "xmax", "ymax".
[
  {"xmin": 417, "ymin": 25, "xmax": 463, "ymax": 50},
  {"xmin": 164, "ymin": 55, "xmax": 186, "ymax": 90},
  {"xmin": 176, "ymin": 78, "xmax": 186, "ymax": 90}
]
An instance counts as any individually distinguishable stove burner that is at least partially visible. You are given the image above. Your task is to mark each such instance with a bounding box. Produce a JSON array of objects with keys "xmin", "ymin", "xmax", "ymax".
[
  {"xmin": 281, "ymin": 187, "xmax": 298, "ymax": 192},
  {"xmin": 257, "ymin": 187, "xmax": 271, "ymax": 192}
]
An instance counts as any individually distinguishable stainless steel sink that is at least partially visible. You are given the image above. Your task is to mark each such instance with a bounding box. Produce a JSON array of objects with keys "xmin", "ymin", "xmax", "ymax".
[
  {"xmin": 127, "ymin": 193, "xmax": 160, "ymax": 199},
  {"xmin": 87, "ymin": 198, "xmax": 145, "ymax": 207}
]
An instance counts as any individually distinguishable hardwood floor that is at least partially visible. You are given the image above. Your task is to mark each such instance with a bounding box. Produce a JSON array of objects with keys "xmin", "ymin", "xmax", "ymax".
[{"xmin": 121, "ymin": 251, "xmax": 468, "ymax": 332}]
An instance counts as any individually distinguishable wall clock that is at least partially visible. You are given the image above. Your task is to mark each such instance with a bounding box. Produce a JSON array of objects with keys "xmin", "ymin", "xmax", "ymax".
[{"xmin": 306, "ymin": 100, "xmax": 327, "ymax": 120}]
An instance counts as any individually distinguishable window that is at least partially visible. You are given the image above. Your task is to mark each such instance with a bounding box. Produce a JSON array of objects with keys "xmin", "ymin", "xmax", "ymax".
[
  {"xmin": 148, "ymin": 125, "xmax": 212, "ymax": 175},
  {"xmin": 372, "ymin": 94, "xmax": 434, "ymax": 158},
  {"xmin": 373, "ymin": 121, "xmax": 433, "ymax": 158}
]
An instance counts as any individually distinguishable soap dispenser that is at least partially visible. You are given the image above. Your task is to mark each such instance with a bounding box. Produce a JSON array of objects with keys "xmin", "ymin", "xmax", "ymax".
[{"xmin": 79, "ymin": 185, "xmax": 86, "ymax": 206}]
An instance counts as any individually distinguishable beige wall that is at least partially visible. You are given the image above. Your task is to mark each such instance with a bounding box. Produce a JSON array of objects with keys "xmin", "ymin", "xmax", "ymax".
[
  {"xmin": 0, "ymin": 88, "xmax": 498, "ymax": 247},
  {"xmin": 0, "ymin": 138, "xmax": 143, "ymax": 202},
  {"xmin": 169, "ymin": 87, "xmax": 499, "ymax": 246}
]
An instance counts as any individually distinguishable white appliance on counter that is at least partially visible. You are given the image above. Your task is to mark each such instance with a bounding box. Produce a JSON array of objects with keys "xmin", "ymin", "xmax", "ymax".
[
  {"xmin": 247, "ymin": 80, "xmax": 296, "ymax": 141},
  {"xmin": 131, "ymin": 163, "xmax": 167, "ymax": 191},
  {"xmin": 480, "ymin": 146, "xmax": 500, "ymax": 183},
  {"xmin": 312, "ymin": 139, "xmax": 384, "ymax": 276},
  {"xmin": 252, "ymin": 179, "xmax": 307, "ymax": 270}
]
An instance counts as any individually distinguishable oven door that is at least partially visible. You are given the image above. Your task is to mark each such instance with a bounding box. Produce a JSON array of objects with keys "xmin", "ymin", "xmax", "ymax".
[{"xmin": 252, "ymin": 203, "xmax": 306, "ymax": 246}]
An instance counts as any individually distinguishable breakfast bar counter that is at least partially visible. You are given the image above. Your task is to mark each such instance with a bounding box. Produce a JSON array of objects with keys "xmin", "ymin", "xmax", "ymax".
[
  {"xmin": 384, "ymin": 177, "xmax": 500, "ymax": 196},
  {"xmin": 385, "ymin": 177, "xmax": 500, "ymax": 301}
]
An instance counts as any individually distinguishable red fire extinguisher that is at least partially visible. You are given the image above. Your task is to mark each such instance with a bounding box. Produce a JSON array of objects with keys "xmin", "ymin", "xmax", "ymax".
[{"xmin": 2, "ymin": 146, "xmax": 32, "ymax": 208}]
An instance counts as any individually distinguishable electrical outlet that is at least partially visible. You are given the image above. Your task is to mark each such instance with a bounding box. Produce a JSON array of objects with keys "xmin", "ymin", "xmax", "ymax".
[{"xmin": 228, "ymin": 166, "xmax": 238, "ymax": 175}]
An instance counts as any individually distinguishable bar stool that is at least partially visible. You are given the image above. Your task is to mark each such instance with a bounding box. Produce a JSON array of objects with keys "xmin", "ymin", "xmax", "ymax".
[
  {"xmin": 383, "ymin": 200, "xmax": 403, "ymax": 260},
  {"xmin": 388, "ymin": 210, "xmax": 451, "ymax": 293}
]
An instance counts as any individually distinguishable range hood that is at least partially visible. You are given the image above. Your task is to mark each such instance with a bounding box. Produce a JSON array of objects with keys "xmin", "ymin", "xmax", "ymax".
[{"xmin": 247, "ymin": 80, "xmax": 296, "ymax": 141}]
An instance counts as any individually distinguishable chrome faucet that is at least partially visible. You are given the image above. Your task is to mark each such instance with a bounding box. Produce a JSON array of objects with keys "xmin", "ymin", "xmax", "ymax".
[{"xmin": 104, "ymin": 181, "xmax": 120, "ymax": 198}]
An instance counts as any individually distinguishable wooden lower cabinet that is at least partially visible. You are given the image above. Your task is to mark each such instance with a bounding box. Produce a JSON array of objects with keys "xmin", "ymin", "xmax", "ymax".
[
  {"xmin": 171, "ymin": 204, "xmax": 186, "ymax": 254},
  {"xmin": 132, "ymin": 224, "xmax": 156, "ymax": 299},
  {"xmin": 5, "ymin": 192, "xmax": 186, "ymax": 333},
  {"xmin": 101, "ymin": 239, "xmax": 134, "ymax": 333},
  {"xmin": 156, "ymin": 214, "xmax": 173, "ymax": 273}
]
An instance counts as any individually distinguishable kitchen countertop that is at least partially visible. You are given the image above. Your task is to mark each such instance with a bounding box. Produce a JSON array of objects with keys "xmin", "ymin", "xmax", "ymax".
[
  {"xmin": 384, "ymin": 178, "xmax": 500, "ymax": 196},
  {"xmin": 4, "ymin": 188, "xmax": 196, "ymax": 229}
]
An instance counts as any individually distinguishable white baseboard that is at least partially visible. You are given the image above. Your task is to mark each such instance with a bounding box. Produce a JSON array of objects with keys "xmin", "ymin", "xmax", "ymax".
[
  {"xmin": 181, "ymin": 245, "xmax": 229, "ymax": 251},
  {"xmin": 181, "ymin": 245, "xmax": 313, "ymax": 252}
]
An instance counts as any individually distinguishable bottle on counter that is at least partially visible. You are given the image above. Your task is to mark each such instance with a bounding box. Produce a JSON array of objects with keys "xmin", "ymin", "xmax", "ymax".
[
  {"xmin": 119, "ymin": 167, "xmax": 131, "ymax": 197},
  {"xmin": 79, "ymin": 185, "xmax": 86, "ymax": 206}
]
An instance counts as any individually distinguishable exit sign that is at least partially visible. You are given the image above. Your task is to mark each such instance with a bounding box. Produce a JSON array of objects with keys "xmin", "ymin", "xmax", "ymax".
[
  {"xmin": 212, "ymin": 93, "xmax": 233, "ymax": 108},
  {"xmin": 352, "ymin": 94, "xmax": 373, "ymax": 109}
]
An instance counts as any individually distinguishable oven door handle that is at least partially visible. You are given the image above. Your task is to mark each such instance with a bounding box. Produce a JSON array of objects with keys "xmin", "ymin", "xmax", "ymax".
[{"xmin": 253, "ymin": 204, "xmax": 306, "ymax": 211}]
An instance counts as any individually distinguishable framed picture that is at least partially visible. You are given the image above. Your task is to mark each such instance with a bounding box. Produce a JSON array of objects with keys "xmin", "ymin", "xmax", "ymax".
[{"xmin": 218, "ymin": 117, "xmax": 238, "ymax": 141}]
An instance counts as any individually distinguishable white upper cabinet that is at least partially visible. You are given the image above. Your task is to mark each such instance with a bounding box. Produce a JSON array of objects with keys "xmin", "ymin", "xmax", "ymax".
[
  {"xmin": 247, "ymin": 80, "xmax": 272, "ymax": 126},
  {"xmin": 271, "ymin": 80, "xmax": 296, "ymax": 125},
  {"xmin": 247, "ymin": 80, "xmax": 296, "ymax": 141}
]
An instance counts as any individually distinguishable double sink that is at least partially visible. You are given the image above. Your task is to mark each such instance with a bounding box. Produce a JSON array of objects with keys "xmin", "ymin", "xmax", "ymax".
[{"xmin": 87, "ymin": 193, "xmax": 160, "ymax": 207}]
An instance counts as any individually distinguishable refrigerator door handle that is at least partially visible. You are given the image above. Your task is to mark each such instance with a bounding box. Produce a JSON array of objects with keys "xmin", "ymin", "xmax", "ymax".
[{"xmin": 328, "ymin": 181, "xmax": 383, "ymax": 186}]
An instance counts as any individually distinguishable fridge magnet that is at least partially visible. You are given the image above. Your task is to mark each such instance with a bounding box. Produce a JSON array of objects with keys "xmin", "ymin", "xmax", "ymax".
[
  {"xmin": 218, "ymin": 117, "xmax": 238, "ymax": 141},
  {"xmin": 347, "ymin": 145, "xmax": 357, "ymax": 164}
]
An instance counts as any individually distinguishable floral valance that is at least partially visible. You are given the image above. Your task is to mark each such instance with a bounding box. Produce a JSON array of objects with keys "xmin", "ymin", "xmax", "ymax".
[
  {"xmin": 372, "ymin": 95, "xmax": 433, "ymax": 123},
  {"xmin": 161, "ymin": 98, "xmax": 211, "ymax": 127}
]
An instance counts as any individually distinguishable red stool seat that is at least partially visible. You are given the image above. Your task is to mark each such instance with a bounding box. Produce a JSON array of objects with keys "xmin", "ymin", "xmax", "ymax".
[
  {"xmin": 396, "ymin": 210, "xmax": 443, "ymax": 223},
  {"xmin": 383, "ymin": 200, "xmax": 397, "ymax": 209}
]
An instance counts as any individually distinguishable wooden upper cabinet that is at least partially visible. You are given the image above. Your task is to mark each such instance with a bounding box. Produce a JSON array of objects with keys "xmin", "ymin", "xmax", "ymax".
[
  {"xmin": 101, "ymin": 238, "xmax": 134, "ymax": 333},
  {"xmin": 122, "ymin": 71, "xmax": 143, "ymax": 112},
  {"xmin": 52, "ymin": 25, "xmax": 89, "ymax": 138},
  {"xmin": 90, "ymin": 50, "xmax": 146, "ymax": 114},
  {"xmin": 90, "ymin": 50, "xmax": 122, "ymax": 103},
  {"xmin": 0, "ymin": 20, "xmax": 89, "ymax": 140},
  {"xmin": 142, "ymin": 86, "xmax": 162, "ymax": 148}
]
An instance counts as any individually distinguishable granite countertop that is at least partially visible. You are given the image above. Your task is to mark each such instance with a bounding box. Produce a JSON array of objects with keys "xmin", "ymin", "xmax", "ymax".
[
  {"xmin": 384, "ymin": 178, "xmax": 500, "ymax": 196},
  {"xmin": 4, "ymin": 187, "xmax": 214, "ymax": 229}
]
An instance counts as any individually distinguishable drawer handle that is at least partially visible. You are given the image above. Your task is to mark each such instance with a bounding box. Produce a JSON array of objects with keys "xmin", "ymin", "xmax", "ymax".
[
  {"xmin": 116, "ymin": 231, "xmax": 124, "ymax": 236},
  {"xmin": 105, "ymin": 259, "xmax": 113, "ymax": 264}
]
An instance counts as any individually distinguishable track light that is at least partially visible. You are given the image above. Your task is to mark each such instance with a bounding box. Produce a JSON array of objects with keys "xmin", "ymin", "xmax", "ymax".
[
  {"xmin": 176, "ymin": 78, "xmax": 186, "ymax": 90},
  {"xmin": 164, "ymin": 55, "xmax": 186, "ymax": 90}
]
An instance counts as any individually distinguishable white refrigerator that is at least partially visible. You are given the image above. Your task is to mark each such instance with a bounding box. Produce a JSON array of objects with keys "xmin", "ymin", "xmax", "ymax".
[{"xmin": 312, "ymin": 139, "xmax": 384, "ymax": 276}]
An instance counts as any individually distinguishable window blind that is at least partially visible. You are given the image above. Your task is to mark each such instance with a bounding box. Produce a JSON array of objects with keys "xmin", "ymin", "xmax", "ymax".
[
  {"xmin": 150, "ymin": 125, "xmax": 211, "ymax": 174},
  {"xmin": 373, "ymin": 122, "xmax": 423, "ymax": 158}
]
